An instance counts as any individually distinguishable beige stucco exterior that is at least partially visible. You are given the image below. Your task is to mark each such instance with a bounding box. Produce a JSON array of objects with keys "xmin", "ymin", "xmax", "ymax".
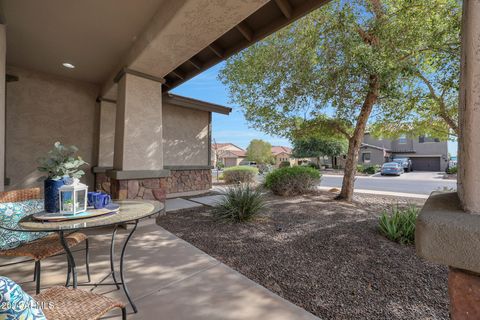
[
  {"xmin": 113, "ymin": 73, "xmax": 163, "ymax": 171},
  {"xmin": 98, "ymin": 100, "xmax": 116, "ymax": 167},
  {"xmin": 0, "ymin": 25, "xmax": 6, "ymax": 191},
  {"xmin": 274, "ymin": 152, "xmax": 295, "ymax": 167},
  {"xmin": 5, "ymin": 66, "xmax": 99, "ymax": 190},
  {"xmin": 163, "ymin": 102, "xmax": 209, "ymax": 166},
  {"xmin": 458, "ymin": 0, "xmax": 480, "ymax": 213}
]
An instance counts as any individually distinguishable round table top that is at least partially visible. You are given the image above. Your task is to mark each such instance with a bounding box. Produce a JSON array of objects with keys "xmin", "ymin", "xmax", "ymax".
[{"xmin": 4, "ymin": 200, "xmax": 163, "ymax": 232}]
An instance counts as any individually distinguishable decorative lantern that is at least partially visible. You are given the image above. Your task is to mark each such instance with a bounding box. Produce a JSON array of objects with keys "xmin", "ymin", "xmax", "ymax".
[{"xmin": 58, "ymin": 179, "xmax": 88, "ymax": 215}]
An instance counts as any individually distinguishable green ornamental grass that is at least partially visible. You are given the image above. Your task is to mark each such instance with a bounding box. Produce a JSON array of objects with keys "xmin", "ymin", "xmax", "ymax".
[{"xmin": 212, "ymin": 184, "xmax": 266, "ymax": 222}]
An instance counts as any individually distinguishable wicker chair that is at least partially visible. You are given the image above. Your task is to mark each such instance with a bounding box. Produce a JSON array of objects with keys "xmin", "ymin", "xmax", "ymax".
[
  {"xmin": 0, "ymin": 188, "xmax": 90, "ymax": 294},
  {"xmin": 35, "ymin": 286, "xmax": 126, "ymax": 320}
]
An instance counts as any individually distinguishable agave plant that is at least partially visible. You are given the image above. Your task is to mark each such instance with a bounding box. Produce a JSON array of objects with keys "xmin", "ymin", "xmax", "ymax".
[
  {"xmin": 37, "ymin": 142, "xmax": 87, "ymax": 180},
  {"xmin": 378, "ymin": 205, "xmax": 419, "ymax": 245},
  {"xmin": 212, "ymin": 184, "xmax": 266, "ymax": 222}
]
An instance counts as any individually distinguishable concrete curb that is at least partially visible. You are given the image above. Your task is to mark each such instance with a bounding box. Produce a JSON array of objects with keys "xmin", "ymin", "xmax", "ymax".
[{"xmin": 317, "ymin": 186, "xmax": 429, "ymax": 199}]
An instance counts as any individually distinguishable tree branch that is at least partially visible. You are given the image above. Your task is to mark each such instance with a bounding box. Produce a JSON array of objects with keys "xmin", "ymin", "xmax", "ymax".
[{"xmin": 417, "ymin": 71, "xmax": 459, "ymax": 135}]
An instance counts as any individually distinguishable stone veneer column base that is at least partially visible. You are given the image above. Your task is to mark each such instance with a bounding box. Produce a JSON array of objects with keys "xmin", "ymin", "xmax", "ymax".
[
  {"xmin": 110, "ymin": 178, "xmax": 167, "ymax": 202},
  {"xmin": 94, "ymin": 169, "xmax": 212, "ymax": 200},
  {"xmin": 449, "ymin": 268, "xmax": 480, "ymax": 319}
]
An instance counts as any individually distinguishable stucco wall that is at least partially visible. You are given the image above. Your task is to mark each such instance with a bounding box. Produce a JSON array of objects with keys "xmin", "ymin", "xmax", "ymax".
[
  {"xmin": 162, "ymin": 102, "xmax": 209, "ymax": 166},
  {"xmin": 5, "ymin": 66, "xmax": 99, "ymax": 190},
  {"xmin": 0, "ymin": 26, "xmax": 6, "ymax": 191},
  {"xmin": 359, "ymin": 147, "xmax": 385, "ymax": 166}
]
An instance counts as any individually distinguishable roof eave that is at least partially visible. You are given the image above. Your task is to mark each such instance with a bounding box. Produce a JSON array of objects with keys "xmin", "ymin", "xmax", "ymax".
[{"xmin": 164, "ymin": 93, "xmax": 232, "ymax": 115}]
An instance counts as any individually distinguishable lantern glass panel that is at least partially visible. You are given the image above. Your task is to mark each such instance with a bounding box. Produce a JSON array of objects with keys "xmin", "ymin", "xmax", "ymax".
[
  {"xmin": 60, "ymin": 190, "xmax": 74, "ymax": 214},
  {"xmin": 75, "ymin": 189, "xmax": 87, "ymax": 212}
]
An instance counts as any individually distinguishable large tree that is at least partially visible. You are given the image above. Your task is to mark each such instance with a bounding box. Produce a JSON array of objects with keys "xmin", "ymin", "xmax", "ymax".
[
  {"xmin": 292, "ymin": 137, "xmax": 347, "ymax": 168},
  {"xmin": 246, "ymin": 139, "xmax": 273, "ymax": 164},
  {"xmin": 219, "ymin": 0, "xmax": 460, "ymax": 201}
]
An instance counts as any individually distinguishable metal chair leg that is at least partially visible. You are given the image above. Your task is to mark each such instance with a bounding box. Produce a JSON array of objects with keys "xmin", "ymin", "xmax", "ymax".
[
  {"xmin": 85, "ymin": 238, "xmax": 91, "ymax": 283},
  {"xmin": 34, "ymin": 260, "xmax": 41, "ymax": 294},
  {"xmin": 121, "ymin": 306, "xmax": 127, "ymax": 320},
  {"xmin": 66, "ymin": 258, "xmax": 71, "ymax": 287}
]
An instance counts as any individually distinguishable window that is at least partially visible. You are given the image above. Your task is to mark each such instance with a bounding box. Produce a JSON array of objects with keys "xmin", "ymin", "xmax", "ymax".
[
  {"xmin": 398, "ymin": 135, "xmax": 407, "ymax": 144},
  {"xmin": 419, "ymin": 136, "xmax": 441, "ymax": 143},
  {"xmin": 362, "ymin": 153, "xmax": 371, "ymax": 163}
]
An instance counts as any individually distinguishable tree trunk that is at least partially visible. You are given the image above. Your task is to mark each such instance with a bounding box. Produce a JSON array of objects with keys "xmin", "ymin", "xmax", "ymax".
[{"xmin": 337, "ymin": 75, "xmax": 380, "ymax": 201}]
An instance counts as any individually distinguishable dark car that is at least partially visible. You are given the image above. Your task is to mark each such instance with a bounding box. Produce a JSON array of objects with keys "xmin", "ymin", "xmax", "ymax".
[
  {"xmin": 381, "ymin": 162, "xmax": 403, "ymax": 176},
  {"xmin": 392, "ymin": 157, "xmax": 412, "ymax": 172}
]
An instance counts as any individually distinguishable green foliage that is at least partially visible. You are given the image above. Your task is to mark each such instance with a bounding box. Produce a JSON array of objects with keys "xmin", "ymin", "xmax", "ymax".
[
  {"xmin": 212, "ymin": 184, "xmax": 266, "ymax": 222},
  {"xmin": 219, "ymin": 0, "xmax": 461, "ymax": 140},
  {"xmin": 279, "ymin": 161, "xmax": 291, "ymax": 168},
  {"xmin": 292, "ymin": 137, "xmax": 347, "ymax": 159},
  {"xmin": 219, "ymin": 0, "xmax": 461, "ymax": 199},
  {"xmin": 357, "ymin": 164, "xmax": 380, "ymax": 174},
  {"xmin": 306, "ymin": 162, "xmax": 320, "ymax": 170},
  {"xmin": 378, "ymin": 205, "xmax": 419, "ymax": 245},
  {"xmin": 217, "ymin": 161, "xmax": 225, "ymax": 169},
  {"xmin": 246, "ymin": 139, "xmax": 273, "ymax": 164},
  {"xmin": 223, "ymin": 166, "xmax": 258, "ymax": 184},
  {"xmin": 447, "ymin": 166, "xmax": 458, "ymax": 174},
  {"xmin": 265, "ymin": 166, "xmax": 321, "ymax": 196},
  {"xmin": 37, "ymin": 142, "xmax": 87, "ymax": 180}
]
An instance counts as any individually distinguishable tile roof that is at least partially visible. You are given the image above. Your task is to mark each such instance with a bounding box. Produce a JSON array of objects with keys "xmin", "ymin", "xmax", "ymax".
[{"xmin": 271, "ymin": 146, "xmax": 292, "ymax": 155}]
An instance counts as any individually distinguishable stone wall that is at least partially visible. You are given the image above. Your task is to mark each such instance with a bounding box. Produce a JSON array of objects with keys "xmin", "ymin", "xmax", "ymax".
[
  {"xmin": 165, "ymin": 169, "xmax": 211, "ymax": 194},
  {"xmin": 95, "ymin": 169, "xmax": 211, "ymax": 199}
]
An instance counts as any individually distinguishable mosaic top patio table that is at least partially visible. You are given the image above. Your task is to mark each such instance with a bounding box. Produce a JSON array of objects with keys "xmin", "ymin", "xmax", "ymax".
[{"xmin": 4, "ymin": 200, "xmax": 163, "ymax": 313}]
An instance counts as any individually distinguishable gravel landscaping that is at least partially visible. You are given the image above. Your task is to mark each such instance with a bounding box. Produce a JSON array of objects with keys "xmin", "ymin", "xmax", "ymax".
[{"xmin": 157, "ymin": 191, "xmax": 448, "ymax": 320}]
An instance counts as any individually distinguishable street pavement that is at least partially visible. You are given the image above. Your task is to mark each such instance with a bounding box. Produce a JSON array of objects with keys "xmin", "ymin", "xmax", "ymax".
[{"xmin": 321, "ymin": 171, "xmax": 456, "ymax": 195}]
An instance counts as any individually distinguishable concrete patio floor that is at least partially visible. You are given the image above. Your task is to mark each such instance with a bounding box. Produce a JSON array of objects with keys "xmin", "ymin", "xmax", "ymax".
[{"xmin": 0, "ymin": 218, "xmax": 318, "ymax": 319}]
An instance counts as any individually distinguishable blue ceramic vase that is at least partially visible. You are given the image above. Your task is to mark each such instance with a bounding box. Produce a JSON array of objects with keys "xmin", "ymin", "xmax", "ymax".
[{"xmin": 44, "ymin": 179, "xmax": 64, "ymax": 213}]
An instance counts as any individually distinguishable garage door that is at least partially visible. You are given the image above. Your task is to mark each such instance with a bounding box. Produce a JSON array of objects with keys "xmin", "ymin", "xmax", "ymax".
[
  {"xmin": 224, "ymin": 158, "xmax": 238, "ymax": 167},
  {"xmin": 411, "ymin": 157, "xmax": 440, "ymax": 171}
]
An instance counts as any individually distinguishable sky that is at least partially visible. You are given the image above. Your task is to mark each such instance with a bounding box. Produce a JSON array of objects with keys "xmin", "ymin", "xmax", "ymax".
[
  {"xmin": 172, "ymin": 62, "xmax": 458, "ymax": 156},
  {"xmin": 171, "ymin": 62, "xmax": 291, "ymax": 150}
]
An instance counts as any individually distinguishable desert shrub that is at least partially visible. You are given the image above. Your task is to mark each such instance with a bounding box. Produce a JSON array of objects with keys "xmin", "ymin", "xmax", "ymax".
[
  {"xmin": 357, "ymin": 164, "xmax": 379, "ymax": 174},
  {"xmin": 378, "ymin": 205, "xmax": 419, "ymax": 245},
  {"xmin": 223, "ymin": 166, "xmax": 258, "ymax": 184},
  {"xmin": 306, "ymin": 162, "xmax": 320, "ymax": 170},
  {"xmin": 279, "ymin": 161, "xmax": 291, "ymax": 168},
  {"xmin": 364, "ymin": 165, "xmax": 378, "ymax": 174},
  {"xmin": 212, "ymin": 184, "xmax": 266, "ymax": 222},
  {"xmin": 356, "ymin": 164, "xmax": 366, "ymax": 173},
  {"xmin": 447, "ymin": 166, "xmax": 458, "ymax": 174},
  {"xmin": 265, "ymin": 166, "xmax": 321, "ymax": 196}
]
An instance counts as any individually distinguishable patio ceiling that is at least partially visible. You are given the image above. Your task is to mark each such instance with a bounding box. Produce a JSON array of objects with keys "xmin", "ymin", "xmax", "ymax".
[{"xmin": 0, "ymin": 0, "xmax": 330, "ymax": 98}]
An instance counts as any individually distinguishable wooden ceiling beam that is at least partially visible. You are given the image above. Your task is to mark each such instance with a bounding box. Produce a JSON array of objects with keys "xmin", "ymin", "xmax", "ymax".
[
  {"xmin": 274, "ymin": 0, "xmax": 293, "ymax": 19},
  {"xmin": 208, "ymin": 43, "xmax": 224, "ymax": 58},
  {"xmin": 236, "ymin": 21, "xmax": 253, "ymax": 42}
]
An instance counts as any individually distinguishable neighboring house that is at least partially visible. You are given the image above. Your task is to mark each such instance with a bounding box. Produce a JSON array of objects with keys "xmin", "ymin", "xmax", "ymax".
[
  {"xmin": 271, "ymin": 146, "xmax": 296, "ymax": 167},
  {"xmin": 359, "ymin": 133, "xmax": 448, "ymax": 171},
  {"xmin": 211, "ymin": 143, "xmax": 246, "ymax": 168}
]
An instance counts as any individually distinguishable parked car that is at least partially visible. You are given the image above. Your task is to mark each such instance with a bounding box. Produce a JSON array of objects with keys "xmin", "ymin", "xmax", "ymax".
[
  {"xmin": 381, "ymin": 162, "xmax": 403, "ymax": 176},
  {"xmin": 392, "ymin": 157, "xmax": 412, "ymax": 172}
]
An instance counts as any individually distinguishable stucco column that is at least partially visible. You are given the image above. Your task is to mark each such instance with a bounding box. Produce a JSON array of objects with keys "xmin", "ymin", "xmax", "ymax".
[
  {"xmin": 416, "ymin": 2, "xmax": 480, "ymax": 318},
  {"xmin": 112, "ymin": 72, "xmax": 164, "ymax": 173},
  {"xmin": 107, "ymin": 70, "xmax": 169, "ymax": 202},
  {"xmin": 97, "ymin": 100, "xmax": 116, "ymax": 168},
  {"xmin": 458, "ymin": 0, "xmax": 480, "ymax": 214},
  {"xmin": 0, "ymin": 25, "xmax": 6, "ymax": 191}
]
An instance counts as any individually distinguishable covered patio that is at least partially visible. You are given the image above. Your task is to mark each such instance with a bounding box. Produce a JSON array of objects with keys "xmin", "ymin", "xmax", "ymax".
[
  {"xmin": 0, "ymin": 218, "xmax": 317, "ymax": 319},
  {"xmin": 0, "ymin": 0, "xmax": 480, "ymax": 319}
]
